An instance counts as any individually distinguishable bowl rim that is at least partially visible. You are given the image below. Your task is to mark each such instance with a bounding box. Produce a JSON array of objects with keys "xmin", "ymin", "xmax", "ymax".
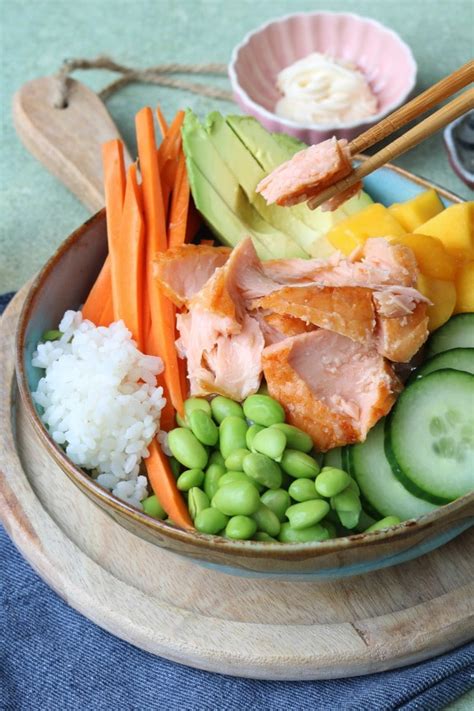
[
  {"xmin": 14, "ymin": 164, "xmax": 473, "ymax": 562},
  {"xmin": 228, "ymin": 10, "xmax": 418, "ymax": 132}
]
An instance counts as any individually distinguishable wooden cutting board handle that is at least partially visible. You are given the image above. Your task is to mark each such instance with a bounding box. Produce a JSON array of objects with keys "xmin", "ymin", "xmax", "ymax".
[{"xmin": 13, "ymin": 76, "xmax": 131, "ymax": 213}]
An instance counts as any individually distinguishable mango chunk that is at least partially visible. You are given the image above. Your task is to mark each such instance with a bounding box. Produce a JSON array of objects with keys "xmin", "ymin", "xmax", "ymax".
[
  {"xmin": 387, "ymin": 233, "xmax": 457, "ymax": 281},
  {"xmin": 415, "ymin": 202, "xmax": 474, "ymax": 258},
  {"xmin": 389, "ymin": 190, "xmax": 444, "ymax": 232},
  {"xmin": 454, "ymin": 261, "xmax": 474, "ymax": 314},
  {"xmin": 326, "ymin": 204, "xmax": 406, "ymax": 255},
  {"xmin": 417, "ymin": 274, "xmax": 457, "ymax": 331}
]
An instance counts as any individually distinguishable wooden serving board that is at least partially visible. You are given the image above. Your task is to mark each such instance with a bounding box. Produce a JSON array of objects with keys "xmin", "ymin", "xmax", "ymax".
[{"xmin": 1, "ymin": 288, "xmax": 473, "ymax": 680}]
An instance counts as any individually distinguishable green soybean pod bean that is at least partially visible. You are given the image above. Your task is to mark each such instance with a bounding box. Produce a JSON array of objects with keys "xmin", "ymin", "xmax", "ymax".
[
  {"xmin": 168, "ymin": 428, "xmax": 208, "ymax": 470},
  {"xmin": 251, "ymin": 504, "xmax": 281, "ymax": 537},
  {"xmin": 141, "ymin": 494, "xmax": 166, "ymax": 520},
  {"xmin": 219, "ymin": 416, "xmax": 248, "ymax": 459},
  {"xmin": 176, "ymin": 468, "xmax": 205, "ymax": 492},
  {"xmin": 278, "ymin": 522, "xmax": 330, "ymax": 543},
  {"xmin": 188, "ymin": 487, "xmax": 210, "ymax": 520},
  {"xmin": 243, "ymin": 394, "xmax": 285, "ymax": 427},
  {"xmin": 195, "ymin": 507, "xmax": 229, "ymax": 535},
  {"xmin": 209, "ymin": 450, "xmax": 225, "ymax": 467},
  {"xmin": 218, "ymin": 471, "xmax": 253, "ymax": 488},
  {"xmin": 185, "ymin": 397, "xmax": 211, "ymax": 418},
  {"xmin": 286, "ymin": 500, "xmax": 330, "ymax": 530},
  {"xmin": 246, "ymin": 424, "xmax": 264, "ymax": 452},
  {"xmin": 204, "ymin": 463, "xmax": 226, "ymax": 500},
  {"xmin": 225, "ymin": 448, "xmax": 251, "ymax": 472},
  {"xmin": 42, "ymin": 329, "xmax": 63, "ymax": 342},
  {"xmin": 261, "ymin": 489, "xmax": 291, "ymax": 522},
  {"xmin": 252, "ymin": 427, "xmax": 287, "ymax": 461},
  {"xmin": 271, "ymin": 423, "xmax": 313, "ymax": 453},
  {"xmin": 168, "ymin": 456, "xmax": 182, "ymax": 479},
  {"xmin": 347, "ymin": 478, "xmax": 360, "ymax": 496},
  {"xmin": 281, "ymin": 450, "xmax": 320, "ymax": 479},
  {"xmin": 188, "ymin": 409, "xmax": 219, "ymax": 446},
  {"xmin": 331, "ymin": 489, "xmax": 361, "ymax": 530},
  {"xmin": 212, "ymin": 480, "xmax": 261, "ymax": 516},
  {"xmin": 288, "ymin": 478, "xmax": 320, "ymax": 503},
  {"xmin": 315, "ymin": 467, "xmax": 352, "ymax": 498},
  {"xmin": 365, "ymin": 516, "xmax": 401, "ymax": 532},
  {"xmin": 243, "ymin": 452, "xmax": 282, "ymax": 489},
  {"xmin": 211, "ymin": 396, "xmax": 244, "ymax": 424},
  {"xmin": 225, "ymin": 515, "xmax": 257, "ymax": 540},
  {"xmin": 338, "ymin": 510, "xmax": 360, "ymax": 529},
  {"xmin": 175, "ymin": 413, "xmax": 188, "ymax": 428},
  {"xmin": 253, "ymin": 531, "xmax": 278, "ymax": 542}
]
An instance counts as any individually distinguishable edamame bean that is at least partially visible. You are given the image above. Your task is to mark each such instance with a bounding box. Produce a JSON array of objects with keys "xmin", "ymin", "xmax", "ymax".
[
  {"xmin": 141, "ymin": 494, "xmax": 166, "ymax": 519},
  {"xmin": 42, "ymin": 329, "xmax": 63, "ymax": 342},
  {"xmin": 315, "ymin": 467, "xmax": 352, "ymax": 498},
  {"xmin": 168, "ymin": 456, "xmax": 182, "ymax": 479},
  {"xmin": 243, "ymin": 394, "xmax": 285, "ymax": 426},
  {"xmin": 278, "ymin": 523, "xmax": 330, "ymax": 543},
  {"xmin": 185, "ymin": 397, "xmax": 211, "ymax": 418},
  {"xmin": 211, "ymin": 396, "xmax": 244, "ymax": 423},
  {"xmin": 225, "ymin": 515, "xmax": 257, "ymax": 540},
  {"xmin": 225, "ymin": 448, "xmax": 250, "ymax": 471},
  {"xmin": 281, "ymin": 450, "xmax": 320, "ymax": 479},
  {"xmin": 261, "ymin": 489, "xmax": 291, "ymax": 522},
  {"xmin": 286, "ymin": 500, "xmax": 330, "ymax": 530},
  {"xmin": 254, "ymin": 531, "xmax": 278, "ymax": 542},
  {"xmin": 252, "ymin": 427, "xmax": 287, "ymax": 461},
  {"xmin": 365, "ymin": 516, "xmax": 401, "ymax": 532},
  {"xmin": 251, "ymin": 504, "xmax": 281, "ymax": 537},
  {"xmin": 212, "ymin": 480, "xmax": 261, "ymax": 516},
  {"xmin": 195, "ymin": 507, "xmax": 229, "ymax": 534},
  {"xmin": 209, "ymin": 450, "xmax": 225, "ymax": 467},
  {"xmin": 338, "ymin": 511, "xmax": 361, "ymax": 529},
  {"xmin": 168, "ymin": 428, "xmax": 208, "ymax": 470},
  {"xmin": 246, "ymin": 424, "xmax": 264, "ymax": 452},
  {"xmin": 204, "ymin": 463, "xmax": 226, "ymax": 499},
  {"xmin": 243, "ymin": 453, "xmax": 282, "ymax": 489},
  {"xmin": 219, "ymin": 416, "xmax": 248, "ymax": 459},
  {"xmin": 175, "ymin": 413, "xmax": 188, "ymax": 428},
  {"xmin": 271, "ymin": 423, "xmax": 313, "ymax": 453},
  {"xmin": 188, "ymin": 487, "xmax": 210, "ymax": 520},
  {"xmin": 288, "ymin": 478, "xmax": 320, "ymax": 502},
  {"xmin": 177, "ymin": 468, "xmax": 205, "ymax": 492},
  {"xmin": 347, "ymin": 478, "xmax": 360, "ymax": 496},
  {"xmin": 331, "ymin": 489, "xmax": 361, "ymax": 530},
  {"xmin": 217, "ymin": 471, "xmax": 255, "ymax": 489},
  {"xmin": 189, "ymin": 409, "xmax": 219, "ymax": 446}
]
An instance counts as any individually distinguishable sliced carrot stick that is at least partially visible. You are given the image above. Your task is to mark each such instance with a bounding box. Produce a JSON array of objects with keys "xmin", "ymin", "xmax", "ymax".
[
  {"xmin": 168, "ymin": 151, "xmax": 190, "ymax": 247},
  {"xmin": 158, "ymin": 111, "xmax": 185, "ymax": 218},
  {"xmin": 146, "ymin": 439, "xmax": 193, "ymax": 529},
  {"xmin": 135, "ymin": 107, "xmax": 184, "ymax": 417},
  {"xmin": 82, "ymin": 258, "xmax": 114, "ymax": 326},
  {"xmin": 155, "ymin": 105, "xmax": 168, "ymax": 139}
]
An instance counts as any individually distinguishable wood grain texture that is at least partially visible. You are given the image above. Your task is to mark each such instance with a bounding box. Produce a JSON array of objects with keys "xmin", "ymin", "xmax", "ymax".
[
  {"xmin": 1, "ymin": 288, "xmax": 473, "ymax": 679},
  {"xmin": 12, "ymin": 77, "xmax": 132, "ymax": 212}
]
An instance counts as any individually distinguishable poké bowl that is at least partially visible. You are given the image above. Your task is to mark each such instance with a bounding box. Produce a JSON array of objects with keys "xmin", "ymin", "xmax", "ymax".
[
  {"xmin": 15, "ymin": 164, "xmax": 474, "ymax": 581},
  {"xmin": 229, "ymin": 11, "xmax": 417, "ymax": 145}
]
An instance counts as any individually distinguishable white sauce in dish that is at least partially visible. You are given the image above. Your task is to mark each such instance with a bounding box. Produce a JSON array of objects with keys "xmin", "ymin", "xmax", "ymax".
[{"xmin": 275, "ymin": 52, "xmax": 378, "ymax": 127}]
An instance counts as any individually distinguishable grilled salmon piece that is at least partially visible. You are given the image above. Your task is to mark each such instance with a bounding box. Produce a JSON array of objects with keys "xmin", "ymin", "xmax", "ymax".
[
  {"xmin": 375, "ymin": 302, "xmax": 429, "ymax": 362},
  {"xmin": 251, "ymin": 310, "xmax": 316, "ymax": 345},
  {"xmin": 262, "ymin": 330, "xmax": 400, "ymax": 450},
  {"xmin": 256, "ymin": 138, "xmax": 356, "ymax": 209},
  {"xmin": 154, "ymin": 244, "xmax": 230, "ymax": 307},
  {"xmin": 250, "ymin": 286, "xmax": 376, "ymax": 344}
]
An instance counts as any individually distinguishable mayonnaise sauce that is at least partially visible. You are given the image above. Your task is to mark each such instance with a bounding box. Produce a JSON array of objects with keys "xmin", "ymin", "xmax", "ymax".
[{"xmin": 275, "ymin": 52, "xmax": 378, "ymax": 126}]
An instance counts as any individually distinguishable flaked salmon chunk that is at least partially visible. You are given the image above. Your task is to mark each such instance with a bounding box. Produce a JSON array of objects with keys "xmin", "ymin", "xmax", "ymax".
[
  {"xmin": 153, "ymin": 244, "xmax": 230, "ymax": 307},
  {"xmin": 251, "ymin": 310, "xmax": 316, "ymax": 346},
  {"xmin": 262, "ymin": 330, "xmax": 401, "ymax": 450},
  {"xmin": 256, "ymin": 138, "xmax": 357, "ymax": 209}
]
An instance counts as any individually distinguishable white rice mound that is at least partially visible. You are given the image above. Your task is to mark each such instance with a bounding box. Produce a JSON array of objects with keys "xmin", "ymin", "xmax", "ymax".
[{"xmin": 32, "ymin": 310, "xmax": 166, "ymax": 509}]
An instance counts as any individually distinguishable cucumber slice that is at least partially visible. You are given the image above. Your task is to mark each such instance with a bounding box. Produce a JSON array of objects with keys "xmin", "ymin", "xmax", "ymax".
[
  {"xmin": 416, "ymin": 348, "xmax": 474, "ymax": 378},
  {"xmin": 350, "ymin": 421, "xmax": 437, "ymax": 520},
  {"xmin": 323, "ymin": 447, "xmax": 344, "ymax": 469},
  {"xmin": 388, "ymin": 370, "xmax": 474, "ymax": 501},
  {"xmin": 426, "ymin": 313, "xmax": 474, "ymax": 357}
]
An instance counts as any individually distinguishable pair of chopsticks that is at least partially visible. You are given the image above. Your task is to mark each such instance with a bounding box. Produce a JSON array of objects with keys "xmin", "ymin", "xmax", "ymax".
[{"xmin": 308, "ymin": 60, "xmax": 474, "ymax": 210}]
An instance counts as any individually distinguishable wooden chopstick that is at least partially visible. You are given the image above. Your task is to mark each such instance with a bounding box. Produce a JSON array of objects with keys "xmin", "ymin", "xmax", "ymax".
[
  {"xmin": 309, "ymin": 87, "xmax": 474, "ymax": 211},
  {"xmin": 349, "ymin": 60, "xmax": 474, "ymax": 156}
]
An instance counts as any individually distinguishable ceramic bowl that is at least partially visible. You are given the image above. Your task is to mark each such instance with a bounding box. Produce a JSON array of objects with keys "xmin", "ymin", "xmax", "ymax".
[
  {"xmin": 15, "ymin": 163, "xmax": 473, "ymax": 580},
  {"xmin": 228, "ymin": 12, "xmax": 417, "ymax": 144}
]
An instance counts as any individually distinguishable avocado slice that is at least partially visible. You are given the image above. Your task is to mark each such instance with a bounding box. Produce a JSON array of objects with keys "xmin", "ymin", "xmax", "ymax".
[
  {"xmin": 205, "ymin": 112, "xmax": 319, "ymax": 255},
  {"xmin": 182, "ymin": 111, "xmax": 307, "ymax": 259}
]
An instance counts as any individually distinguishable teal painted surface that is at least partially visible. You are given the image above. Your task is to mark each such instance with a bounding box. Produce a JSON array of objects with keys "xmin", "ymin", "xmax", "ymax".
[{"xmin": 1, "ymin": 0, "xmax": 472, "ymax": 292}]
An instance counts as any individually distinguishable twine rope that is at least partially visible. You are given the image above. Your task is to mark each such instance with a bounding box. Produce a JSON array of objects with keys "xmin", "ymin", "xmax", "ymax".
[{"xmin": 53, "ymin": 55, "xmax": 233, "ymax": 108}]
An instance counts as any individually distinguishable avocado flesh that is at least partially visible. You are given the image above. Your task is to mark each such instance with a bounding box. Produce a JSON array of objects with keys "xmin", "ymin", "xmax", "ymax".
[
  {"xmin": 205, "ymin": 112, "xmax": 320, "ymax": 256},
  {"xmin": 182, "ymin": 111, "xmax": 306, "ymax": 259},
  {"xmin": 226, "ymin": 115, "xmax": 373, "ymax": 254}
]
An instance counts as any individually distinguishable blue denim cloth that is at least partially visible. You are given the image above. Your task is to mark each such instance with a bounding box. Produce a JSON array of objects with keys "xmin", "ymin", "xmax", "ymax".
[{"xmin": 1, "ymin": 292, "xmax": 473, "ymax": 710}]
